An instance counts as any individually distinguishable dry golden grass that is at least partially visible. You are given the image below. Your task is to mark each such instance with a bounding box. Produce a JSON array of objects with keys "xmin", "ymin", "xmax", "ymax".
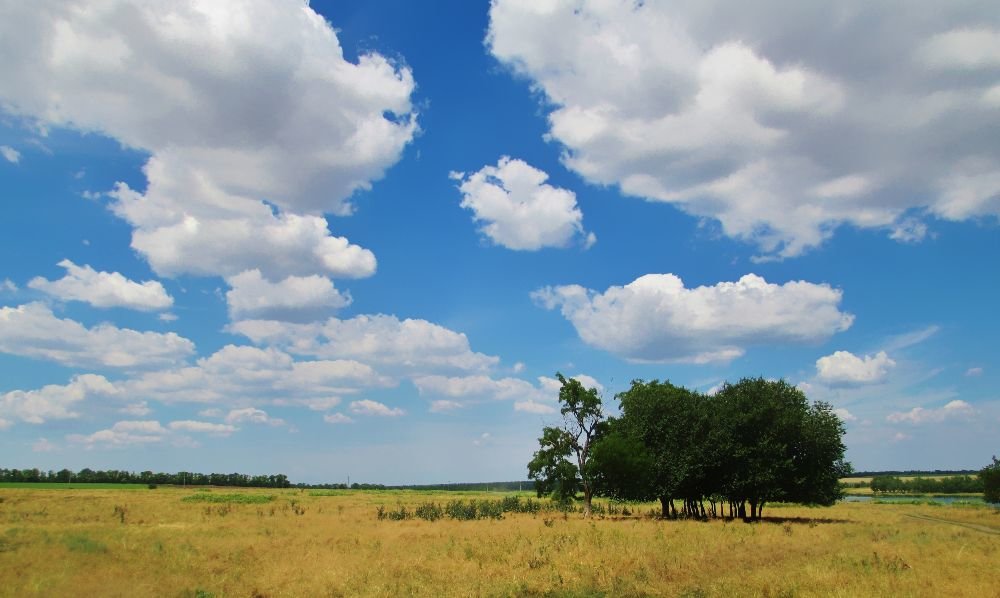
[{"xmin": 1, "ymin": 487, "xmax": 998, "ymax": 597}]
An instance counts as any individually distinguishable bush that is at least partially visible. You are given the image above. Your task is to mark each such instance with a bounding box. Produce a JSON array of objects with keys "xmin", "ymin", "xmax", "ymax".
[{"xmin": 414, "ymin": 502, "xmax": 443, "ymax": 521}]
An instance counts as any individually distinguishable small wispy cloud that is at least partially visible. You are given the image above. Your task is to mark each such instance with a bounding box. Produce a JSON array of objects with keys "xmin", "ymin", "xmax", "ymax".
[{"xmin": 0, "ymin": 145, "xmax": 20, "ymax": 164}]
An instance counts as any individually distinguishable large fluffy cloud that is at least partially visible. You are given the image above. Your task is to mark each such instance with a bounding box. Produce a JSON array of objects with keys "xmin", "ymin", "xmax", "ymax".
[
  {"xmin": 488, "ymin": 1, "xmax": 1000, "ymax": 258},
  {"xmin": 533, "ymin": 273, "xmax": 852, "ymax": 363},
  {"xmin": 0, "ymin": 0, "xmax": 414, "ymax": 278},
  {"xmin": 28, "ymin": 259, "xmax": 172, "ymax": 311},
  {"xmin": 224, "ymin": 269, "xmax": 351, "ymax": 321},
  {"xmin": 453, "ymin": 157, "xmax": 594, "ymax": 250},
  {"xmin": 121, "ymin": 344, "xmax": 392, "ymax": 409},
  {"xmin": 0, "ymin": 374, "xmax": 117, "ymax": 424},
  {"xmin": 815, "ymin": 350, "xmax": 896, "ymax": 386},
  {"xmin": 228, "ymin": 314, "xmax": 500, "ymax": 374},
  {"xmin": 0, "ymin": 302, "xmax": 194, "ymax": 369},
  {"xmin": 68, "ymin": 420, "xmax": 169, "ymax": 448}
]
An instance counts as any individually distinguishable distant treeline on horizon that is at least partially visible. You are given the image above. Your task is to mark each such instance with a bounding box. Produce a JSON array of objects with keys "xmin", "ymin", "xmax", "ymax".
[
  {"xmin": 1, "ymin": 467, "xmax": 535, "ymax": 492},
  {"xmin": 0, "ymin": 467, "xmax": 291, "ymax": 488},
  {"xmin": 848, "ymin": 469, "xmax": 977, "ymax": 477}
]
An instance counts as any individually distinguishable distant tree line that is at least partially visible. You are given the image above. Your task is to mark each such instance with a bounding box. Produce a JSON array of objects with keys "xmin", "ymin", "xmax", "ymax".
[
  {"xmin": 383, "ymin": 481, "xmax": 533, "ymax": 492},
  {"xmin": 870, "ymin": 475, "xmax": 984, "ymax": 494},
  {"xmin": 294, "ymin": 482, "xmax": 387, "ymax": 490},
  {"xmin": 529, "ymin": 376, "xmax": 851, "ymax": 521},
  {"xmin": 0, "ymin": 467, "xmax": 291, "ymax": 488},
  {"xmin": 851, "ymin": 469, "xmax": 977, "ymax": 478}
]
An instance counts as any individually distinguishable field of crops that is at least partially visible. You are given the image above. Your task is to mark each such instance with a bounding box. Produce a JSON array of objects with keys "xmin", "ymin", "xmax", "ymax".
[{"xmin": 1, "ymin": 486, "xmax": 998, "ymax": 596}]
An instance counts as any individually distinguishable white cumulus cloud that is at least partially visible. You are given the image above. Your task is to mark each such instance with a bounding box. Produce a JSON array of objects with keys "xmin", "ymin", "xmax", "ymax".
[
  {"xmin": 0, "ymin": 374, "xmax": 117, "ymax": 424},
  {"xmin": 415, "ymin": 373, "xmax": 600, "ymax": 412},
  {"xmin": 488, "ymin": 1, "xmax": 1000, "ymax": 258},
  {"xmin": 323, "ymin": 413, "xmax": 354, "ymax": 424},
  {"xmin": 29, "ymin": 259, "xmax": 173, "ymax": 311},
  {"xmin": 453, "ymin": 156, "xmax": 593, "ymax": 250},
  {"xmin": 225, "ymin": 269, "xmax": 350, "ymax": 321},
  {"xmin": 815, "ymin": 350, "xmax": 896, "ymax": 386},
  {"xmin": 533, "ymin": 273, "xmax": 852, "ymax": 363},
  {"xmin": 833, "ymin": 408, "xmax": 858, "ymax": 423},
  {"xmin": 68, "ymin": 420, "xmax": 169, "ymax": 448},
  {"xmin": 225, "ymin": 407, "xmax": 285, "ymax": 427},
  {"xmin": 0, "ymin": 0, "xmax": 415, "ymax": 280},
  {"xmin": 121, "ymin": 344, "xmax": 391, "ymax": 408},
  {"xmin": 349, "ymin": 399, "xmax": 404, "ymax": 417},
  {"xmin": 229, "ymin": 314, "xmax": 499, "ymax": 374},
  {"xmin": 887, "ymin": 400, "xmax": 976, "ymax": 424},
  {"xmin": 0, "ymin": 302, "xmax": 194, "ymax": 369}
]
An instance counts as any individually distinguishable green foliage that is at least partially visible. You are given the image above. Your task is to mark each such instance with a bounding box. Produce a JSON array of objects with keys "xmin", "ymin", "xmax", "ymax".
[
  {"xmin": 377, "ymin": 496, "xmax": 560, "ymax": 522},
  {"xmin": 527, "ymin": 373, "xmax": 605, "ymax": 514},
  {"xmin": 181, "ymin": 493, "xmax": 275, "ymax": 504},
  {"xmin": 871, "ymin": 474, "xmax": 984, "ymax": 494},
  {"xmin": 980, "ymin": 456, "xmax": 1000, "ymax": 503},
  {"xmin": 585, "ymin": 377, "xmax": 850, "ymax": 520},
  {"xmin": 586, "ymin": 421, "xmax": 655, "ymax": 502},
  {"xmin": 527, "ymin": 426, "xmax": 579, "ymax": 502}
]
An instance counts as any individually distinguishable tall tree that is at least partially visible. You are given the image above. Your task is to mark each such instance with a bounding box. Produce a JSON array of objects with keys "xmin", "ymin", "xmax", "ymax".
[
  {"xmin": 527, "ymin": 373, "xmax": 604, "ymax": 516},
  {"xmin": 612, "ymin": 379, "xmax": 709, "ymax": 517}
]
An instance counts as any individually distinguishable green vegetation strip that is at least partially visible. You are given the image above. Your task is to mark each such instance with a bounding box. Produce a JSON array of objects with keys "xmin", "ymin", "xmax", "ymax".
[
  {"xmin": 905, "ymin": 513, "xmax": 1000, "ymax": 535},
  {"xmin": 181, "ymin": 493, "xmax": 275, "ymax": 504},
  {"xmin": 0, "ymin": 483, "xmax": 150, "ymax": 490}
]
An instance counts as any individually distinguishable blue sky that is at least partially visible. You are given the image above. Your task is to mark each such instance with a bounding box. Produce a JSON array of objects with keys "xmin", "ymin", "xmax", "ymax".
[{"xmin": 0, "ymin": 0, "xmax": 997, "ymax": 484}]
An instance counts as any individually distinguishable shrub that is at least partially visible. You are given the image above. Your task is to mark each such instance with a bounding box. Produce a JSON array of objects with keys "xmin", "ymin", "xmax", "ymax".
[{"xmin": 414, "ymin": 502, "xmax": 443, "ymax": 521}]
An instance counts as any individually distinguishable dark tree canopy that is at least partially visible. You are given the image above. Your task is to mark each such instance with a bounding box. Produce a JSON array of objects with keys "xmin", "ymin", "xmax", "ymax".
[{"xmin": 585, "ymin": 377, "xmax": 850, "ymax": 521}]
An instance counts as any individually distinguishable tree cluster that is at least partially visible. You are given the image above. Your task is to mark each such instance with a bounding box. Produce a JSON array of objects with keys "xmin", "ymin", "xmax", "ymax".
[
  {"xmin": 0, "ymin": 467, "xmax": 291, "ymax": 488},
  {"xmin": 870, "ymin": 475, "xmax": 983, "ymax": 494},
  {"xmin": 529, "ymin": 376, "xmax": 851, "ymax": 521}
]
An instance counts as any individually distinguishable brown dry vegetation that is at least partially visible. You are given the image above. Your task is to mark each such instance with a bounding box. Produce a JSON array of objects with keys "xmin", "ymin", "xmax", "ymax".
[{"xmin": 1, "ymin": 487, "xmax": 998, "ymax": 597}]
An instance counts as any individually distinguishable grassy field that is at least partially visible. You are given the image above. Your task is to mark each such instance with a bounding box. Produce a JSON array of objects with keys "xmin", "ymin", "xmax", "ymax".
[{"xmin": 1, "ymin": 486, "xmax": 998, "ymax": 597}]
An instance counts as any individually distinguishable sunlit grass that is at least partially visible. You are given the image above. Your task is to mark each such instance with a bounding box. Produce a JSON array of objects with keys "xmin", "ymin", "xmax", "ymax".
[{"xmin": 0, "ymin": 486, "xmax": 997, "ymax": 596}]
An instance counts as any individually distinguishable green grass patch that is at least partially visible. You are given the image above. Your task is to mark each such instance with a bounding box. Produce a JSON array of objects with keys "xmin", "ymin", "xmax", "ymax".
[
  {"xmin": 181, "ymin": 493, "xmax": 275, "ymax": 504},
  {"xmin": 63, "ymin": 533, "xmax": 108, "ymax": 554}
]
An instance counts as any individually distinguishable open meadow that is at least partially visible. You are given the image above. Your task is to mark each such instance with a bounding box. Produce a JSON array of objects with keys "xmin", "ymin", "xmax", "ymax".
[{"xmin": 0, "ymin": 486, "xmax": 997, "ymax": 597}]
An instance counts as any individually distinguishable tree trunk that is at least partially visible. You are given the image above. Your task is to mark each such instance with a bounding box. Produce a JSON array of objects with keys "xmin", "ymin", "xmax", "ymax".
[
  {"xmin": 659, "ymin": 496, "xmax": 670, "ymax": 518},
  {"xmin": 582, "ymin": 484, "xmax": 593, "ymax": 517}
]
